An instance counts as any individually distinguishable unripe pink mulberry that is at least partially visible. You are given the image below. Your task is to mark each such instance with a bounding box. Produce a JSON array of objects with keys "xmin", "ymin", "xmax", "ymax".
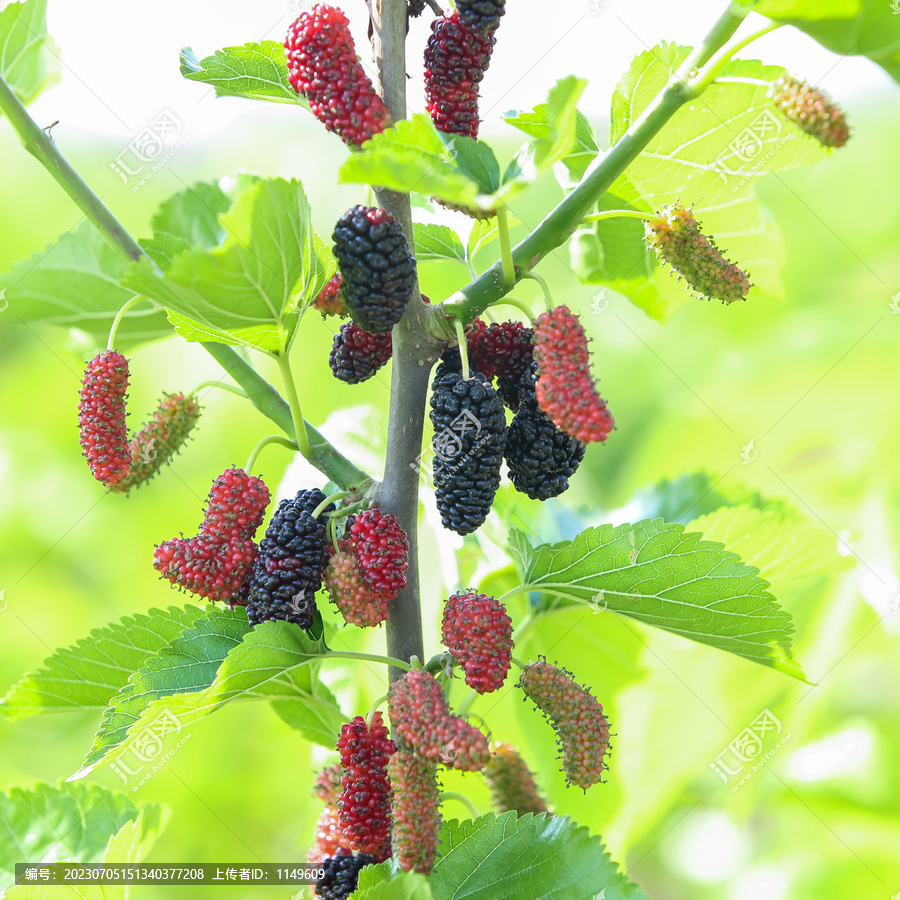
[
  {"xmin": 110, "ymin": 392, "xmax": 201, "ymax": 493},
  {"xmin": 324, "ymin": 549, "xmax": 390, "ymax": 628},
  {"xmin": 441, "ymin": 590, "xmax": 513, "ymax": 693},
  {"xmin": 517, "ymin": 658, "xmax": 611, "ymax": 790},
  {"xmin": 483, "ymin": 742, "xmax": 548, "ymax": 816},
  {"xmin": 78, "ymin": 350, "xmax": 131, "ymax": 486},
  {"xmin": 285, "ymin": 5, "xmax": 391, "ymax": 147},
  {"xmin": 533, "ymin": 306, "xmax": 614, "ymax": 444},
  {"xmin": 643, "ymin": 204, "xmax": 751, "ymax": 304},
  {"xmin": 388, "ymin": 669, "xmax": 489, "ymax": 770},
  {"xmin": 769, "ymin": 75, "xmax": 850, "ymax": 148},
  {"xmin": 388, "ymin": 750, "xmax": 441, "ymax": 875},
  {"xmin": 336, "ymin": 713, "xmax": 395, "ymax": 854},
  {"xmin": 307, "ymin": 805, "xmax": 350, "ymax": 864},
  {"xmin": 313, "ymin": 762, "xmax": 344, "ymax": 804}
]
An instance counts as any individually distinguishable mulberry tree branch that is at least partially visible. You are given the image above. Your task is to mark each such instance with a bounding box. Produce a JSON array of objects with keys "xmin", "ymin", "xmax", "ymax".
[
  {"xmin": 368, "ymin": 0, "xmax": 441, "ymax": 681},
  {"xmin": 435, "ymin": 4, "xmax": 747, "ymax": 329},
  {"xmin": 0, "ymin": 72, "xmax": 369, "ymax": 492}
]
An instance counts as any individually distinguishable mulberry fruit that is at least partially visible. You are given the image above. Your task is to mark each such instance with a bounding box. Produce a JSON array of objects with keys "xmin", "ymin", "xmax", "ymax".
[
  {"xmin": 324, "ymin": 549, "xmax": 390, "ymax": 628},
  {"xmin": 153, "ymin": 533, "xmax": 256, "ymax": 602},
  {"xmin": 769, "ymin": 75, "xmax": 849, "ymax": 148},
  {"xmin": 424, "ymin": 13, "xmax": 496, "ymax": 138},
  {"xmin": 313, "ymin": 763, "xmax": 344, "ymax": 804},
  {"xmin": 78, "ymin": 350, "xmax": 131, "ymax": 487},
  {"xmin": 201, "ymin": 467, "xmax": 271, "ymax": 541},
  {"xmin": 315, "ymin": 853, "xmax": 378, "ymax": 899},
  {"xmin": 517, "ymin": 658, "xmax": 611, "ymax": 790},
  {"xmin": 441, "ymin": 590, "xmax": 513, "ymax": 693},
  {"xmin": 337, "ymin": 713, "xmax": 395, "ymax": 854},
  {"xmin": 643, "ymin": 204, "xmax": 751, "ymax": 304},
  {"xmin": 388, "ymin": 669, "xmax": 490, "ymax": 770},
  {"xmin": 429, "ymin": 366, "xmax": 506, "ymax": 535},
  {"xmin": 345, "ymin": 510, "xmax": 409, "ymax": 599},
  {"xmin": 389, "ymin": 750, "xmax": 442, "ymax": 875},
  {"xmin": 505, "ymin": 363, "xmax": 585, "ymax": 500},
  {"xmin": 285, "ymin": 5, "xmax": 391, "ymax": 147},
  {"xmin": 308, "ymin": 806, "xmax": 349, "ymax": 864},
  {"xmin": 483, "ymin": 742, "xmax": 548, "ymax": 816},
  {"xmin": 329, "ymin": 321, "xmax": 393, "ymax": 384},
  {"xmin": 110, "ymin": 392, "xmax": 201, "ymax": 493},
  {"xmin": 533, "ymin": 306, "xmax": 614, "ymax": 444},
  {"xmin": 244, "ymin": 489, "xmax": 334, "ymax": 629},
  {"xmin": 314, "ymin": 273, "xmax": 347, "ymax": 317},
  {"xmin": 457, "ymin": 0, "xmax": 505, "ymax": 34},
  {"xmin": 332, "ymin": 206, "xmax": 417, "ymax": 334}
]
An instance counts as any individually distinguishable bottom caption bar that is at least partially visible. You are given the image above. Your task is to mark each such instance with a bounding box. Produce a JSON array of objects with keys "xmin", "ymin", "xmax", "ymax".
[{"xmin": 15, "ymin": 864, "xmax": 325, "ymax": 885}]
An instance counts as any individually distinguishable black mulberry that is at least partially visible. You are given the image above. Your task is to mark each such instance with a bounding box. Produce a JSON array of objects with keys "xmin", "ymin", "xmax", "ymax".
[
  {"xmin": 244, "ymin": 489, "xmax": 334, "ymax": 629},
  {"xmin": 429, "ymin": 364, "xmax": 506, "ymax": 535},
  {"xmin": 457, "ymin": 0, "xmax": 505, "ymax": 34},
  {"xmin": 315, "ymin": 853, "xmax": 378, "ymax": 899},
  {"xmin": 332, "ymin": 206, "xmax": 416, "ymax": 334},
  {"xmin": 329, "ymin": 321, "xmax": 393, "ymax": 384},
  {"xmin": 505, "ymin": 364, "xmax": 585, "ymax": 500}
]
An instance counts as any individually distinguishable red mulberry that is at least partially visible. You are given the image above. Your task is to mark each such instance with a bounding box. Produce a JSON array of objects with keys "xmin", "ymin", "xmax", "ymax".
[
  {"xmin": 314, "ymin": 273, "xmax": 347, "ymax": 317},
  {"xmin": 345, "ymin": 510, "xmax": 409, "ymax": 599},
  {"xmin": 308, "ymin": 805, "xmax": 349, "ymax": 864},
  {"xmin": 337, "ymin": 713, "xmax": 395, "ymax": 854},
  {"xmin": 110, "ymin": 392, "xmax": 201, "ymax": 493},
  {"xmin": 201, "ymin": 467, "xmax": 271, "ymax": 541},
  {"xmin": 332, "ymin": 206, "xmax": 417, "ymax": 334},
  {"xmin": 483, "ymin": 742, "xmax": 548, "ymax": 816},
  {"xmin": 517, "ymin": 658, "xmax": 611, "ymax": 790},
  {"xmin": 313, "ymin": 763, "xmax": 344, "ymax": 804},
  {"xmin": 388, "ymin": 669, "xmax": 490, "ymax": 770},
  {"xmin": 643, "ymin": 204, "xmax": 751, "ymax": 304},
  {"xmin": 285, "ymin": 5, "xmax": 391, "ymax": 147},
  {"xmin": 153, "ymin": 533, "xmax": 256, "ymax": 602},
  {"xmin": 769, "ymin": 75, "xmax": 849, "ymax": 148},
  {"xmin": 533, "ymin": 306, "xmax": 614, "ymax": 444},
  {"xmin": 389, "ymin": 750, "xmax": 441, "ymax": 875},
  {"xmin": 78, "ymin": 350, "xmax": 131, "ymax": 487},
  {"xmin": 441, "ymin": 590, "xmax": 513, "ymax": 693},
  {"xmin": 329, "ymin": 321, "xmax": 393, "ymax": 384},
  {"xmin": 424, "ymin": 13, "xmax": 496, "ymax": 138}
]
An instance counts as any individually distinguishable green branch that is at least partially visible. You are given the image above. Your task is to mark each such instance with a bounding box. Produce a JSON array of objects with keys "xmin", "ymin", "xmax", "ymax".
[
  {"xmin": 435, "ymin": 3, "xmax": 747, "ymax": 328},
  {"xmin": 0, "ymin": 70, "xmax": 371, "ymax": 493}
]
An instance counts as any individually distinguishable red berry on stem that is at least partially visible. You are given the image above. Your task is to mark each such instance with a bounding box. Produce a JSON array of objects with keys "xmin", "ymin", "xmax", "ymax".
[
  {"xmin": 153, "ymin": 533, "xmax": 256, "ymax": 602},
  {"xmin": 324, "ymin": 549, "xmax": 390, "ymax": 628},
  {"xmin": 424, "ymin": 13, "xmax": 496, "ymax": 139},
  {"xmin": 388, "ymin": 669, "xmax": 490, "ymax": 770},
  {"xmin": 329, "ymin": 321, "xmax": 393, "ymax": 384},
  {"xmin": 517, "ymin": 657, "xmax": 611, "ymax": 790},
  {"xmin": 483, "ymin": 742, "xmax": 548, "ymax": 816},
  {"xmin": 346, "ymin": 510, "xmax": 409, "ymax": 599},
  {"xmin": 285, "ymin": 4, "xmax": 391, "ymax": 148},
  {"xmin": 336, "ymin": 713, "xmax": 395, "ymax": 855},
  {"xmin": 314, "ymin": 272, "xmax": 348, "ymax": 318},
  {"xmin": 388, "ymin": 750, "xmax": 441, "ymax": 875},
  {"xmin": 78, "ymin": 351, "xmax": 131, "ymax": 487},
  {"xmin": 441, "ymin": 590, "xmax": 513, "ymax": 693},
  {"xmin": 533, "ymin": 305, "xmax": 614, "ymax": 444},
  {"xmin": 202, "ymin": 467, "xmax": 271, "ymax": 541}
]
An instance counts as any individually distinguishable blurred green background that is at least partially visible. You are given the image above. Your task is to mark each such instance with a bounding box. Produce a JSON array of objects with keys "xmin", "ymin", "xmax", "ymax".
[{"xmin": 2, "ymin": 3, "xmax": 900, "ymax": 899}]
